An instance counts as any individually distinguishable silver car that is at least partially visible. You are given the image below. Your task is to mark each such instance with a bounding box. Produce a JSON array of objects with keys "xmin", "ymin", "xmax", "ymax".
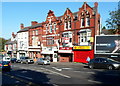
[
  {"xmin": 36, "ymin": 58, "xmax": 50, "ymax": 65},
  {"xmin": 20, "ymin": 57, "xmax": 34, "ymax": 64}
]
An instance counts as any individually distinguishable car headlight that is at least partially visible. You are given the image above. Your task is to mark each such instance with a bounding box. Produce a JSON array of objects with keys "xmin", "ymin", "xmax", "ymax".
[
  {"xmin": 28, "ymin": 60, "xmax": 30, "ymax": 62},
  {"xmin": 113, "ymin": 64, "xmax": 120, "ymax": 67}
]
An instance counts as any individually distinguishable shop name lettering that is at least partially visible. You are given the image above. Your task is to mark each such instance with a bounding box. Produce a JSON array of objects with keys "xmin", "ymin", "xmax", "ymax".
[{"xmin": 96, "ymin": 44, "xmax": 111, "ymax": 46}]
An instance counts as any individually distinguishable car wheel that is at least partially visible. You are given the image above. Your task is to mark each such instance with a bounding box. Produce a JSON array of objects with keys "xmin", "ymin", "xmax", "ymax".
[
  {"xmin": 108, "ymin": 65, "xmax": 113, "ymax": 70},
  {"xmin": 89, "ymin": 65, "xmax": 94, "ymax": 69}
]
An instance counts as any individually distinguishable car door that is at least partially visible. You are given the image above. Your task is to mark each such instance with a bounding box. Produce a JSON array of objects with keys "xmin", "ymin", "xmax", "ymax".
[{"xmin": 94, "ymin": 58, "xmax": 100, "ymax": 68}]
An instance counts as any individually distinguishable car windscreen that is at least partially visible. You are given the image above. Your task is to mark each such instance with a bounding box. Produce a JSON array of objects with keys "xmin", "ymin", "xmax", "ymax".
[{"xmin": 107, "ymin": 58, "xmax": 119, "ymax": 63}]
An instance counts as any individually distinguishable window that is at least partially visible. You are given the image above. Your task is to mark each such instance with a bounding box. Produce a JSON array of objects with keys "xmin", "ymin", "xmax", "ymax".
[
  {"xmin": 81, "ymin": 18, "xmax": 85, "ymax": 27},
  {"xmin": 47, "ymin": 37, "xmax": 54, "ymax": 45},
  {"xmin": 86, "ymin": 17, "xmax": 90, "ymax": 26},
  {"xmin": 54, "ymin": 23, "xmax": 56, "ymax": 33},
  {"xmin": 33, "ymin": 31, "xmax": 35, "ymax": 35},
  {"xmin": 64, "ymin": 16, "xmax": 71, "ymax": 30},
  {"xmin": 78, "ymin": 29, "xmax": 91, "ymax": 45},
  {"xmin": 46, "ymin": 25, "xmax": 48, "ymax": 34},
  {"xmin": 49, "ymin": 25, "xmax": 52, "ymax": 33},
  {"xmin": 36, "ymin": 30, "xmax": 38, "ymax": 35}
]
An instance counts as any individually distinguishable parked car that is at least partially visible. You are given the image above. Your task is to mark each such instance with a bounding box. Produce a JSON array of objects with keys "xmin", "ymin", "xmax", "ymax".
[
  {"xmin": 0, "ymin": 61, "xmax": 11, "ymax": 71},
  {"xmin": 10, "ymin": 58, "xmax": 17, "ymax": 63},
  {"xmin": 88, "ymin": 57, "xmax": 120, "ymax": 70},
  {"xmin": 16, "ymin": 59, "xmax": 21, "ymax": 63},
  {"xmin": 3, "ymin": 56, "xmax": 11, "ymax": 62},
  {"xmin": 36, "ymin": 58, "xmax": 50, "ymax": 65},
  {"xmin": 20, "ymin": 57, "xmax": 34, "ymax": 64}
]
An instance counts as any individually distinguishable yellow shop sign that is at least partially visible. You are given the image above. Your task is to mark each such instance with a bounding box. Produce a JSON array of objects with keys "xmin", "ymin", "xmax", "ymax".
[{"xmin": 73, "ymin": 46, "xmax": 92, "ymax": 50}]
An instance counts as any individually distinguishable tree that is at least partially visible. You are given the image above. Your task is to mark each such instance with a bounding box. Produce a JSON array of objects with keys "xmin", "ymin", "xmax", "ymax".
[
  {"xmin": 102, "ymin": 26, "xmax": 106, "ymax": 30},
  {"xmin": 0, "ymin": 38, "xmax": 8, "ymax": 52},
  {"xmin": 106, "ymin": 9, "xmax": 120, "ymax": 29}
]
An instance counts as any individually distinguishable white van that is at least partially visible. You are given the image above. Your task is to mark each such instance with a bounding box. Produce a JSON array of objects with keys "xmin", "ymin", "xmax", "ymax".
[{"xmin": 3, "ymin": 56, "xmax": 11, "ymax": 61}]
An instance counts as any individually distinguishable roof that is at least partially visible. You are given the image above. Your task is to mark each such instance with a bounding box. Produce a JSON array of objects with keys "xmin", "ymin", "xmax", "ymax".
[
  {"xmin": 29, "ymin": 23, "xmax": 42, "ymax": 29},
  {"xmin": 5, "ymin": 40, "xmax": 17, "ymax": 45},
  {"xmin": 17, "ymin": 27, "xmax": 29, "ymax": 33}
]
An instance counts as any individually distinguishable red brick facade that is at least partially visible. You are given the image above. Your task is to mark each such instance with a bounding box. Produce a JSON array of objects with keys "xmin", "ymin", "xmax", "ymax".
[{"xmin": 27, "ymin": 2, "xmax": 100, "ymax": 63}]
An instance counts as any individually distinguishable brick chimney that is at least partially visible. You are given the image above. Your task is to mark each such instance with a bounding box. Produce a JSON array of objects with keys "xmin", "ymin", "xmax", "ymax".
[
  {"xmin": 20, "ymin": 23, "xmax": 24, "ymax": 29},
  {"xmin": 12, "ymin": 32, "xmax": 15, "ymax": 38},
  {"xmin": 31, "ymin": 21, "xmax": 38, "ymax": 26},
  {"xmin": 94, "ymin": 2, "xmax": 98, "ymax": 8}
]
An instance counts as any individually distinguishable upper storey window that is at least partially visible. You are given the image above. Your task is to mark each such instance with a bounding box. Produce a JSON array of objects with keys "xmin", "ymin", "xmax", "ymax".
[
  {"xmin": 49, "ymin": 24, "xmax": 52, "ymax": 33},
  {"xmin": 86, "ymin": 12, "xmax": 90, "ymax": 26},
  {"xmin": 64, "ymin": 15, "xmax": 71, "ymax": 30}
]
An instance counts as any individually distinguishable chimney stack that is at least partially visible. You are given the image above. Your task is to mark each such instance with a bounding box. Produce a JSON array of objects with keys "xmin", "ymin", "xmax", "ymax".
[
  {"xmin": 31, "ymin": 21, "xmax": 38, "ymax": 26},
  {"xmin": 94, "ymin": 2, "xmax": 98, "ymax": 8},
  {"xmin": 20, "ymin": 23, "xmax": 24, "ymax": 29}
]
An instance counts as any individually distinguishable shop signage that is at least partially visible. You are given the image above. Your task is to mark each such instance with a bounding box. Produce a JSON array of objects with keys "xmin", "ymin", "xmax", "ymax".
[
  {"xmin": 73, "ymin": 46, "xmax": 92, "ymax": 50},
  {"xmin": 59, "ymin": 47, "xmax": 72, "ymax": 50}
]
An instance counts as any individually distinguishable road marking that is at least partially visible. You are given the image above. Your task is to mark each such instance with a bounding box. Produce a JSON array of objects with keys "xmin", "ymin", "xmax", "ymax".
[
  {"xmin": 52, "ymin": 67, "xmax": 62, "ymax": 71},
  {"xmin": 88, "ymin": 80, "xmax": 102, "ymax": 84},
  {"xmin": 15, "ymin": 74, "xmax": 33, "ymax": 80},
  {"xmin": 41, "ymin": 67, "xmax": 71, "ymax": 78},
  {"xmin": 62, "ymin": 68, "xmax": 72, "ymax": 70}
]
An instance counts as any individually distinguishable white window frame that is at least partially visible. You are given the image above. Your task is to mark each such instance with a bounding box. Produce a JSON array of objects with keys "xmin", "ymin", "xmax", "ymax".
[{"xmin": 86, "ymin": 17, "xmax": 90, "ymax": 27}]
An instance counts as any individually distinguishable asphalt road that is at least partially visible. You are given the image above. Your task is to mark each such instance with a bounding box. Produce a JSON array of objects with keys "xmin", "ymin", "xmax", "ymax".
[{"xmin": 1, "ymin": 62, "xmax": 120, "ymax": 86}]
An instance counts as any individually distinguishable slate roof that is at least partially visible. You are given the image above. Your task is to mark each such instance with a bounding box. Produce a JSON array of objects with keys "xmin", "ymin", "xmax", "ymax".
[{"xmin": 17, "ymin": 27, "xmax": 29, "ymax": 33}]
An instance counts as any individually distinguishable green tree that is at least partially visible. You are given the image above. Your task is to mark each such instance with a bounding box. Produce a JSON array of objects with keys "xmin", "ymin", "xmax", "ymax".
[
  {"xmin": 102, "ymin": 26, "xmax": 106, "ymax": 30},
  {"xmin": 106, "ymin": 9, "xmax": 120, "ymax": 29},
  {"xmin": 0, "ymin": 38, "xmax": 8, "ymax": 52}
]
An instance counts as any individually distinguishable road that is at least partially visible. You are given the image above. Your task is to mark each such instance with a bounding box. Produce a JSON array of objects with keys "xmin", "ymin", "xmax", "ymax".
[{"xmin": 1, "ymin": 62, "xmax": 120, "ymax": 86}]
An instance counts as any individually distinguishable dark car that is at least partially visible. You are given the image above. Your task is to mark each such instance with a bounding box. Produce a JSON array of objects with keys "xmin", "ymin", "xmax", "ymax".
[
  {"xmin": 10, "ymin": 58, "xmax": 17, "ymax": 63},
  {"xmin": 88, "ymin": 57, "xmax": 120, "ymax": 70},
  {"xmin": 0, "ymin": 61, "xmax": 11, "ymax": 71}
]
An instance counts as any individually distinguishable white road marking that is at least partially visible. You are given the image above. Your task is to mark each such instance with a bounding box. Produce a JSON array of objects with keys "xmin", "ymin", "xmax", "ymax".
[
  {"xmin": 62, "ymin": 68, "xmax": 72, "ymax": 70},
  {"xmin": 52, "ymin": 67, "xmax": 62, "ymax": 71},
  {"xmin": 88, "ymin": 80, "xmax": 102, "ymax": 84},
  {"xmin": 15, "ymin": 74, "xmax": 33, "ymax": 80},
  {"xmin": 40, "ymin": 67, "xmax": 71, "ymax": 78}
]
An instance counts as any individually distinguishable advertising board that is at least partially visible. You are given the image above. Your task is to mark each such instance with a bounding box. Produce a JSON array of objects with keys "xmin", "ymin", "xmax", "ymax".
[{"xmin": 95, "ymin": 35, "xmax": 120, "ymax": 55}]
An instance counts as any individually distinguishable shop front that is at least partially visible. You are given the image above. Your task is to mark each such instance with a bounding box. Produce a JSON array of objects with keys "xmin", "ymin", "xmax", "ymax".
[
  {"xmin": 73, "ymin": 46, "xmax": 94, "ymax": 63},
  {"xmin": 58, "ymin": 47, "xmax": 73, "ymax": 62}
]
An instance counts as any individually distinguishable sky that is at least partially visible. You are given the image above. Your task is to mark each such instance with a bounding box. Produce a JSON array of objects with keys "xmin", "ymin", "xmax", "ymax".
[{"xmin": 1, "ymin": 0, "xmax": 119, "ymax": 39}]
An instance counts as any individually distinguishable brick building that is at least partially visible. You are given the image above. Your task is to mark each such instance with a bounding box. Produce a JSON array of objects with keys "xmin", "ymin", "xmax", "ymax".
[{"xmin": 13, "ymin": 2, "xmax": 100, "ymax": 63}]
